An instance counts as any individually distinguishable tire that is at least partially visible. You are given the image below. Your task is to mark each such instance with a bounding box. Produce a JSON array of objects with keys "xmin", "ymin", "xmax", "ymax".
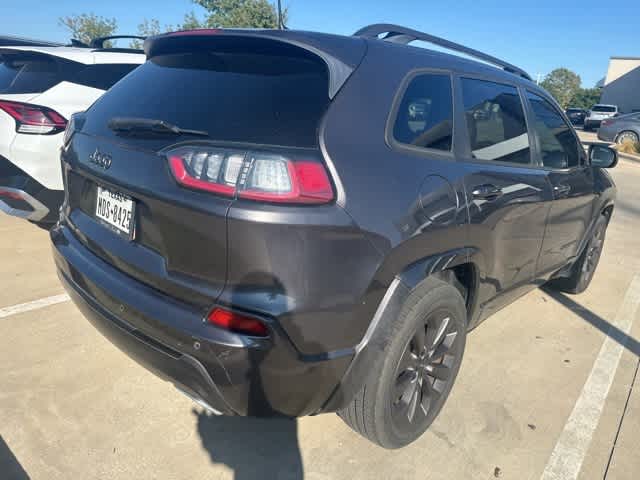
[
  {"xmin": 338, "ymin": 277, "xmax": 467, "ymax": 448},
  {"xmin": 547, "ymin": 215, "xmax": 608, "ymax": 294},
  {"xmin": 616, "ymin": 131, "xmax": 639, "ymax": 145}
]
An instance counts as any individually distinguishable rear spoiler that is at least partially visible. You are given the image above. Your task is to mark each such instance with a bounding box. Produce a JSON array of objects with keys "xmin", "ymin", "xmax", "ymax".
[{"xmin": 144, "ymin": 29, "xmax": 366, "ymax": 99}]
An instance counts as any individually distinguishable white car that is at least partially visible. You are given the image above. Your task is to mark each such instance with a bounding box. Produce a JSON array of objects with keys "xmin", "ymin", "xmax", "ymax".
[
  {"xmin": 0, "ymin": 38, "xmax": 144, "ymax": 228},
  {"xmin": 583, "ymin": 104, "xmax": 619, "ymax": 131}
]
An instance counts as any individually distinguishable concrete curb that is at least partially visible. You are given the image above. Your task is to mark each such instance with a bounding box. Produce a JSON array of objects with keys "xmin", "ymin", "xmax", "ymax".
[{"xmin": 618, "ymin": 152, "xmax": 640, "ymax": 164}]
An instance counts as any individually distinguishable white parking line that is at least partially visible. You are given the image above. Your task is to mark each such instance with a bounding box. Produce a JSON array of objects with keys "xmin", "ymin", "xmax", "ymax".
[
  {"xmin": 0, "ymin": 293, "xmax": 70, "ymax": 319},
  {"xmin": 541, "ymin": 275, "xmax": 640, "ymax": 480}
]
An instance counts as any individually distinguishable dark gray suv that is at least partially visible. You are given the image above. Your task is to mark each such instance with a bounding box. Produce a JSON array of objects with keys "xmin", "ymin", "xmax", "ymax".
[{"xmin": 52, "ymin": 25, "xmax": 618, "ymax": 448}]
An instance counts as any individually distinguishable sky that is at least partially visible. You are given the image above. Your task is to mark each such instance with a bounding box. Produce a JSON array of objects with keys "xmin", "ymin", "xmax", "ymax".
[{"xmin": 1, "ymin": 0, "xmax": 638, "ymax": 87}]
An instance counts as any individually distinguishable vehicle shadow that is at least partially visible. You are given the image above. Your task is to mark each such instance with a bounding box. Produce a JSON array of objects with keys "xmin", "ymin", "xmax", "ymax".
[
  {"xmin": 194, "ymin": 411, "xmax": 303, "ymax": 480},
  {"xmin": 194, "ymin": 270, "xmax": 305, "ymax": 480},
  {"xmin": 0, "ymin": 435, "xmax": 30, "ymax": 480},
  {"xmin": 542, "ymin": 287, "xmax": 640, "ymax": 357}
]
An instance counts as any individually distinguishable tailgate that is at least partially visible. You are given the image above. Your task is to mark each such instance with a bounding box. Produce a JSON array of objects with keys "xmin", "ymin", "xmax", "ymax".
[{"xmin": 64, "ymin": 133, "xmax": 231, "ymax": 307}]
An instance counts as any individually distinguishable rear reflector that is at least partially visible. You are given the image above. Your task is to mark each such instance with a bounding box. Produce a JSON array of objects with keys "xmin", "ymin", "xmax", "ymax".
[
  {"xmin": 0, "ymin": 100, "xmax": 67, "ymax": 135},
  {"xmin": 167, "ymin": 145, "xmax": 334, "ymax": 204},
  {"xmin": 0, "ymin": 189, "xmax": 23, "ymax": 201},
  {"xmin": 207, "ymin": 307, "xmax": 268, "ymax": 337}
]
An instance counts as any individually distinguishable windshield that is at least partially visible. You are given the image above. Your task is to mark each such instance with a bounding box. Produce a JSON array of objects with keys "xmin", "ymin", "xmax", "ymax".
[{"xmin": 592, "ymin": 105, "xmax": 616, "ymax": 113}]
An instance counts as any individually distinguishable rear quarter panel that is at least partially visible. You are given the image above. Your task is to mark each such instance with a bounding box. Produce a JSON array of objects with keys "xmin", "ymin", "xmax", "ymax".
[{"xmin": 321, "ymin": 41, "xmax": 475, "ymax": 324}]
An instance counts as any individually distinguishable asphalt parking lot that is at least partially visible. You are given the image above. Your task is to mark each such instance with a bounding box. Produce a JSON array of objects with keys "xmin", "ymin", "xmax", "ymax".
[{"xmin": 1, "ymin": 157, "xmax": 639, "ymax": 480}]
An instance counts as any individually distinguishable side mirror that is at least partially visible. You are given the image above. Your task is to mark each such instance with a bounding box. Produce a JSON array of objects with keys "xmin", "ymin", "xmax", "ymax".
[{"xmin": 589, "ymin": 144, "xmax": 618, "ymax": 168}]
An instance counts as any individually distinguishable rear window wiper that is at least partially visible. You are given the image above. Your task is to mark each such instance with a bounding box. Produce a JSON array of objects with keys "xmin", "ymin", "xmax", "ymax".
[{"xmin": 108, "ymin": 117, "xmax": 209, "ymax": 137}]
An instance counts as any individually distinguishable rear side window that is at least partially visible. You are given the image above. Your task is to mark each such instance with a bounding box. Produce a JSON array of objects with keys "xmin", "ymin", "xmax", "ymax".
[
  {"xmin": 72, "ymin": 64, "xmax": 139, "ymax": 91},
  {"xmin": 461, "ymin": 78, "xmax": 530, "ymax": 164},
  {"xmin": 392, "ymin": 73, "xmax": 453, "ymax": 151},
  {"xmin": 83, "ymin": 49, "xmax": 330, "ymax": 148},
  {"xmin": 526, "ymin": 92, "xmax": 580, "ymax": 169},
  {"xmin": 0, "ymin": 53, "xmax": 61, "ymax": 94}
]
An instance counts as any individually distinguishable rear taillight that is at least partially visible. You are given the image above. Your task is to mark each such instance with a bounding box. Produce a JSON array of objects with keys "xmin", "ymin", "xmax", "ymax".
[
  {"xmin": 0, "ymin": 100, "xmax": 67, "ymax": 135},
  {"xmin": 207, "ymin": 307, "xmax": 268, "ymax": 337},
  {"xmin": 0, "ymin": 189, "xmax": 23, "ymax": 201},
  {"xmin": 601, "ymin": 119, "xmax": 611, "ymax": 126},
  {"xmin": 167, "ymin": 145, "xmax": 334, "ymax": 204}
]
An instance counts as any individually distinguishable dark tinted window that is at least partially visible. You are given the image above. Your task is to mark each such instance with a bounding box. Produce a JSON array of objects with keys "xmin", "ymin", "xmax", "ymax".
[
  {"xmin": 393, "ymin": 73, "xmax": 453, "ymax": 151},
  {"xmin": 527, "ymin": 92, "xmax": 580, "ymax": 169},
  {"xmin": 461, "ymin": 78, "xmax": 530, "ymax": 164},
  {"xmin": 0, "ymin": 53, "xmax": 61, "ymax": 93},
  {"xmin": 592, "ymin": 105, "xmax": 616, "ymax": 112},
  {"xmin": 84, "ymin": 50, "xmax": 329, "ymax": 148},
  {"xmin": 73, "ymin": 64, "xmax": 138, "ymax": 90}
]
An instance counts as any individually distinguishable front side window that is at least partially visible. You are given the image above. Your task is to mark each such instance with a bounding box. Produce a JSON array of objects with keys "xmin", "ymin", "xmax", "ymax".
[
  {"xmin": 527, "ymin": 92, "xmax": 580, "ymax": 169},
  {"xmin": 461, "ymin": 78, "xmax": 530, "ymax": 164},
  {"xmin": 392, "ymin": 73, "xmax": 453, "ymax": 151}
]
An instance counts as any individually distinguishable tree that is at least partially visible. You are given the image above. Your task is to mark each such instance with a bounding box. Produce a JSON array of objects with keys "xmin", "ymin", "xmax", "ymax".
[
  {"xmin": 568, "ymin": 88, "xmax": 601, "ymax": 110},
  {"xmin": 59, "ymin": 13, "xmax": 117, "ymax": 47},
  {"xmin": 129, "ymin": 19, "xmax": 174, "ymax": 48},
  {"xmin": 192, "ymin": 0, "xmax": 287, "ymax": 28},
  {"xmin": 182, "ymin": 11, "xmax": 205, "ymax": 30},
  {"xmin": 129, "ymin": 13, "xmax": 210, "ymax": 49},
  {"xmin": 540, "ymin": 68, "xmax": 582, "ymax": 109}
]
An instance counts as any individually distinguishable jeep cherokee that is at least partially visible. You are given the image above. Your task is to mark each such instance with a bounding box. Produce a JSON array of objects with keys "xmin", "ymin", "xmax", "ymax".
[{"xmin": 51, "ymin": 25, "xmax": 618, "ymax": 448}]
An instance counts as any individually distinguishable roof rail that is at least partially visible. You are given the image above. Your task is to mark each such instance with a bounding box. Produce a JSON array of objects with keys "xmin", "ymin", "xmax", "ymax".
[
  {"xmin": 353, "ymin": 24, "xmax": 532, "ymax": 81},
  {"xmin": 89, "ymin": 35, "xmax": 146, "ymax": 49}
]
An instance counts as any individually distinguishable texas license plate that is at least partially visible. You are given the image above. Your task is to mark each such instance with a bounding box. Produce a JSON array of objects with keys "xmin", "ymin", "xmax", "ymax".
[{"xmin": 95, "ymin": 186, "xmax": 135, "ymax": 237}]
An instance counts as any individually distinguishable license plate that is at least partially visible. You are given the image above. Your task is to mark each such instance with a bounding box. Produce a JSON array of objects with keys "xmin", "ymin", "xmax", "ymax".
[{"xmin": 95, "ymin": 186, "xmax": 135, "ymax": 237}]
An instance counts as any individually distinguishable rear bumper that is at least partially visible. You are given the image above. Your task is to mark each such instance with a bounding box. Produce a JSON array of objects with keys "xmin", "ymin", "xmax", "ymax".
[
  {"xmin": 597, "ymin": 127, "xmax": 617, "ymax": 143},
  {"xmin": 58, "ymin": 268, "xmax": 235, "ymax": 414},
  {"xmin": 51, "ymin": 222, "xmax": 355, "ymax": 417},
  {"xmin": 0, "ymin": 155, "xmax": 62, "ymax": 224}
]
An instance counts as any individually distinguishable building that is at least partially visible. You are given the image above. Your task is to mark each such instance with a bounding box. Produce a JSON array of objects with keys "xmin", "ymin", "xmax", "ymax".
[{"xmin": 600, "ymin": 57, "xmax": 640, "ymax": 113}]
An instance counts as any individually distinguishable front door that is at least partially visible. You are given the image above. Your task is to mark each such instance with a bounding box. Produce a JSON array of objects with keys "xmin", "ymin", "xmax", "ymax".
[{"xmin": 524, "ymin": 91, "xmax": 596, "ymax": 276}]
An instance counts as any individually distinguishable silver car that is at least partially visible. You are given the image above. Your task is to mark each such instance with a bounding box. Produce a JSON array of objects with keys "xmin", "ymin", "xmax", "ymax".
[
  {"xmin": 584, "ymin": 104, "xmax": 618, "ymax": 131},
  {"xmin": 597, "ymin": 112, "xmax": 640, "ymax": 144}
]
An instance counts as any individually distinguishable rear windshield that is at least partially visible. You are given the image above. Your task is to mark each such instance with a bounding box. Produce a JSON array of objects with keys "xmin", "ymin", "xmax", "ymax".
[
  {"xmin": 566, "ymin": 109, "xmax": 582, "ymax": 113},
  {"xmin": 0, "ymin": 53, "xmax": 61, "ymax": 94},
  {"xmin": 83, "ymin": 50, "xmax": 330, "ymax": 148},
  {"xmin": 592, "ymin": 105, "xmax": 616, "ymax": 112}
]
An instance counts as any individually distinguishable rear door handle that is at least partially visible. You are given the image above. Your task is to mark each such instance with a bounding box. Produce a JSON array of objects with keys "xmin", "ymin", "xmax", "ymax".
[
  {"xmin": 553, "ymin": 184, "xmax": 571, "ymax": 198},
  {"xmin": 472, "ymin": 184, "xmax": 503, "ymax": 200}
]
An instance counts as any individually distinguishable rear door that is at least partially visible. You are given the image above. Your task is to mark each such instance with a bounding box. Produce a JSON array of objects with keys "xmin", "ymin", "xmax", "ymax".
[
  {"xmin": 524, "ymin": 91, "xmax": 596, "ymax": 275},
  {"xmin": 458, "ymin": 77, "xmax": 553, "ymax": 317}
]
